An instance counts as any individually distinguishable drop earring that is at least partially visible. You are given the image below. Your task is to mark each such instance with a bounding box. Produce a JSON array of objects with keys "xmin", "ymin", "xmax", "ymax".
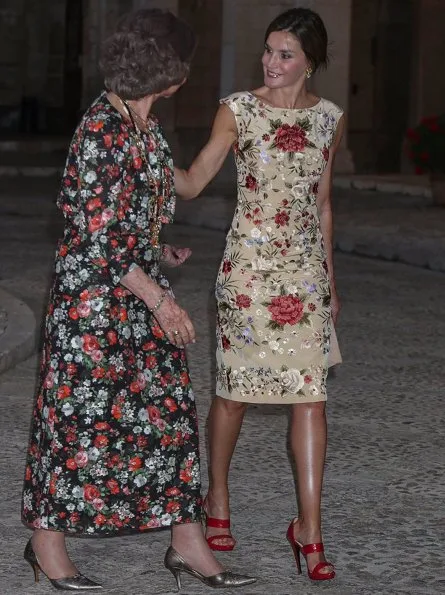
[{"xmin": 306, "ymin": 67, "xmax": 313, "ymax": 79}]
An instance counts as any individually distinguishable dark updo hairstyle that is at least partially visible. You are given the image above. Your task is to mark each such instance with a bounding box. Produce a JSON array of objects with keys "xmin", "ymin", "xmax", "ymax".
[
  {"xmin": 100, "ymin": 9, "xmax": 196, "ymax": 100},
  {"xmin": 264, "ymin": 8, "xmax": 328, "ymax": 74}
]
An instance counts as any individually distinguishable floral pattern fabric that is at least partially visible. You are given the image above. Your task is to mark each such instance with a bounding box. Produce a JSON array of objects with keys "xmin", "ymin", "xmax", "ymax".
[
  {"xmin": 215, "ymin": 92, "xmax": 343, "ymax": 404},
  {"xmin": 22, "ymin": 93, "xmax": 202, "ymax": 535}
]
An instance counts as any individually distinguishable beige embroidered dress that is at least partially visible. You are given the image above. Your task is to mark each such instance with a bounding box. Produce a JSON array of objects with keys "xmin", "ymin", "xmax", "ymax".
[{"xmin": 215, "ymin": 92, "xmax": 343, "ymax": 404}]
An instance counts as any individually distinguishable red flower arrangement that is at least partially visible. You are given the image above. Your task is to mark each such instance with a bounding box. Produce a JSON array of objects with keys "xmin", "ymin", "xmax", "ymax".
[{"xmin": 406, "ymin": 115, "xmax": 445, "ymax": 174}]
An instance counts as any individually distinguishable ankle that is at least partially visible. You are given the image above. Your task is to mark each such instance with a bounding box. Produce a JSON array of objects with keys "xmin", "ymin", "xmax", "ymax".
[
  {"xmin": 291, "ymin": 519, "xmax": 322, "ymax": 542},
  {"xmin": 205, "ymin": 490, "xmax": 231, "ymax": 513},
  {"xmin": 206, "ymin": 486, "xmax": 230, "ymax": 501}
]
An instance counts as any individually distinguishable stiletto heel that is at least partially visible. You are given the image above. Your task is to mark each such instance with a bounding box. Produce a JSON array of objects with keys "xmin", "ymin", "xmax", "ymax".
[
  {"xmin": 24, "ymin": 539, "xmax": 103, "ymax": 590},
  {"xmin": 25, "ymin": 551, "xmax": 40, "ymax": 582},
  {"xmin": 170, "ymin": 566, "xmax": 182, "ymax": 591},
  {"xmin": 164, "ymin": 546, "xmax": 256, "ymax": 590},
  {"xmin": 286, "ymin": 523, "xmax": 302, "ymax": 574},
  {"xmin": 203, "ymin": 496, "xmax": 236, "ymax": 552},
  {"xmin": 286, "ymin": 519, "xmax": 335, "ymax": 581}
]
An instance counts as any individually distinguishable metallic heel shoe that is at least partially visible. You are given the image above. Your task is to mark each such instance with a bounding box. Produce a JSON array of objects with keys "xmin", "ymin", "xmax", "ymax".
[
  {"xmin": 164, "ymin": 546, "xmax": 257, "ymax": 591},
  {"xmin": 24, "ymin": 539, "xmax": 103, "ymax": 591}
]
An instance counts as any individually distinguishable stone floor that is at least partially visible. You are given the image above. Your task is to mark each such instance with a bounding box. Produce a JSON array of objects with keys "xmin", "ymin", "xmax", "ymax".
[
  {"xmin": 0, "ymin": 183, "xmax": 444, "ymax": 594},
  {"xmin": 0, "ymin": 308, "xmax": 7, "ymax": 338}
]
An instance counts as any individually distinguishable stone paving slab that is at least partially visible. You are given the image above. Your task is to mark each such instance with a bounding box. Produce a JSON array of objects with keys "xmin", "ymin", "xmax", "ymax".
[
  {"xmin": 0, "ymin": 206, "xmax": 445, "ymax": 594},
  {"xmin": 0, "ymin": 307, "xmax": 6, "ymax": 338},
  {"xmin": 1, "ymin": 180, "xmax": 445, "ymax": 593},
  {"xmin": 333, "ymin": 174, "xmax": 432, "ymax": 199},
  {"xmin": 0, "ymin": 289, "xmax": 36, "ymax": 374},
  {"xmin": 0, "ymin": 137, "xmax": 70, "ymax": 153}
]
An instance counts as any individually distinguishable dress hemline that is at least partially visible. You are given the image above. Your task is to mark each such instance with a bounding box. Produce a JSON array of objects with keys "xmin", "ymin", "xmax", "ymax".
[
  {"xmin": 216, "ymin": 389, "xmax": 327, "ymax": 405},
  {"xmin": 21, "ymin": 515, "xmax": 203, "ymax": 538}
]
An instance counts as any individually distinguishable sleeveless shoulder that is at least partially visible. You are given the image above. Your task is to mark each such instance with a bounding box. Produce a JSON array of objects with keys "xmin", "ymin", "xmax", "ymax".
[
  {"xmin": 316, "ymin": 98, "xmax": 344, "ymax": 146},
  {"xmin": 219, "ymin": 91, "xmax": 254, "ymax": 116},
  {"xmin": 317, "ymin": 98, "xmax": 344, "ymax": 124}
]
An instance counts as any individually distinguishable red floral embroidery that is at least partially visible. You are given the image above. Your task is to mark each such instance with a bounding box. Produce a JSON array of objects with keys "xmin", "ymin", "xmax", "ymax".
[
  {"xmin": 275, "ymin": 211, "xmax": 290, "ymax": 227},
  {"xmin": 236, "ymin": 294, "xmax": 252, "ymax": 309},
  {"xmin": 275, "ymin": 124, "xmax": 308, "ymax": 152},
  {"xmin": 245, "ymin": 174, "xmax": 258, "ymax": 190},
  {"xmin": 222, "ymin": 259, "xmax": 232, "ymax": 274},
  {"xmin": 267, "ymin": 295, "xmax": 304, "ymax": 326},
  {"xmin": 222, "ymin": 335, "xmax": 231, "ymax": 351}
]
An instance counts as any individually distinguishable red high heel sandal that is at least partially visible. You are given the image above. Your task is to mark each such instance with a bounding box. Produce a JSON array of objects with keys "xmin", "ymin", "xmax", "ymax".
[
  {"xmin": 286, "ymin": 520, "xmax": 335, "ymax": 581},
  {"xmin": 203, "ymin": 498, "xmax": 236, "ymax": 552}
]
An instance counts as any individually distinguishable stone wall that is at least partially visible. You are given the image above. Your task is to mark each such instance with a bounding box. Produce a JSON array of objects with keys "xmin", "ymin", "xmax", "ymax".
[
  {"xmin": 349, "ymin": 0, "xmax": 416, "ymax": 173},
  {"xmin": 410, "ymin": 0, "xmax": 445, "ymax": 124},
  {"xmin": 1, "ymin": 0, "xmax": 444, "ymax": 176},
  {"xmin": 302, "ymin": 0, "xmax": 354, "ymax": 172},
  {"xmin": 0, "ymin": 0, "xmax": 66, "ymax": 130},
  {"xmin": 176, "ymin": 0, "xmax": 223, "ymax": 130},
  {"xmin": 0, "ymin": 0, "xmax": 26, "ymax": 109},
  {"xmin": 81, "ymin": 0, "xmax": 130, "ymax": 108},
  {"xmin": 220, "ymin": 0, "xmax": 295, "ymax": 94}
]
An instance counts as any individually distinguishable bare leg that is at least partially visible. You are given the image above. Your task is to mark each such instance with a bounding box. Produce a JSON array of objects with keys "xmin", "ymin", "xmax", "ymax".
[
  {"xmin": 171, "ymin": 522, "xmax": 224, "ymax": 576},
  {"xmin": 31, "ymin": 529, "xmax": 78, "ymax": 579},
  {"xmin": 205, "ymin": 396, "xmax": 248, "ymax": 547},
  {"xmin": 289, "ymin": 401, "xmax": 334, "ymax": 575}
]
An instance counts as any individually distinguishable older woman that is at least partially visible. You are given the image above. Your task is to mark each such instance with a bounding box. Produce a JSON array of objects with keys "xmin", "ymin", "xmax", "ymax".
[{"xmin": 21, "ymin": 9, "xmax": 255, "ymax": 592}]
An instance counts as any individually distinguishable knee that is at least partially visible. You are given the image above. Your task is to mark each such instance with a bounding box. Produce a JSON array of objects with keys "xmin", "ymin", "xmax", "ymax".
[
  {"xmin": 293, "ymin": 401, "xmax": 326, "ymax": 418},
  {"xmin": 215, "ymin": 396, "xmax": 248, "ymax": 417}
]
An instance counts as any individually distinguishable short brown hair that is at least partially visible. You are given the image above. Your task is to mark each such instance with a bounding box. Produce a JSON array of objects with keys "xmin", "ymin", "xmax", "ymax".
[
  {"xmin": 265, "ymin": 8, "xmax": 328, "ymax": 73},
  {"xmin": 100, "ymin": 9, "xmax": 196, "ymax": 100}
]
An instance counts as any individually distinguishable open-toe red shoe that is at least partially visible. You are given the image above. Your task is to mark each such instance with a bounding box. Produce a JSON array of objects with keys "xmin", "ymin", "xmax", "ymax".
[
  {"xmin": 203, "ymin": 498, "xmax": 236, "ymax": 552},
  {"xmin": 286, "ymin": 519, "xmax": 335, "ymax": 581}
]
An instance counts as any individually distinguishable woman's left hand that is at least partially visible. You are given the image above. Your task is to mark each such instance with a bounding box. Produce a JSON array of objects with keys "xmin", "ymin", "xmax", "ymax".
[
  {"xmin": 161, "ymin": 245, "xmax": 192, "ymax": 268},
  {"xmin": 331, "ymin": 288, "xmax": 341, "ymax": 325}
]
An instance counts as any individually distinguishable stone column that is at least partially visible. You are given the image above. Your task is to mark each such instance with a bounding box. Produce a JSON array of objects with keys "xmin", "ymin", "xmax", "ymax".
[
  {"xmin": 22, "ymin": 0, "xmax": 52, "ymax": 102},
  {"xmin": 409, "ymin": 0, "xmax": 445, "ymax": 124},
  {"xmin": 0, "ymin": 0, "xmax": 27, "ymax": 110}
]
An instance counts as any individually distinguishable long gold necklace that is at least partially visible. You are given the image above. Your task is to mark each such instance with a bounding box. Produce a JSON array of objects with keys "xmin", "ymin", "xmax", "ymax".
[{"xmin": 117, "ymin": 97, "xmax": 163, "ymax": 248}]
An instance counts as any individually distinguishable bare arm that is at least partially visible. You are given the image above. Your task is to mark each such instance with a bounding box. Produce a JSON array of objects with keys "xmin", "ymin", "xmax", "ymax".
[
  {"xmin": 120, "ymin": 266, "xmax": 195, "ymax": 347},
  {"xmin": 315, "ymin": 115, "xmax": 345, "ymax": 323},
  {"xmin": 175, "ymin": 104, "xmax": 238, "ymax": 199}
]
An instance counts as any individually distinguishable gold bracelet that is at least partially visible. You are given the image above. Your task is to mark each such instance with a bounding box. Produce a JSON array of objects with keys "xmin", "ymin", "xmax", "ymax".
[{"xmin": 151, "ymin": 290, "xmax": 167, "ymax": 313}]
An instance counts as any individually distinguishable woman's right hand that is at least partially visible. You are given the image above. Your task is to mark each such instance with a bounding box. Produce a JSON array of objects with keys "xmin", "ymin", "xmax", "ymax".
[{"xmin": 154, "ymin": 295, "xmax": 196, "ymax": 348}]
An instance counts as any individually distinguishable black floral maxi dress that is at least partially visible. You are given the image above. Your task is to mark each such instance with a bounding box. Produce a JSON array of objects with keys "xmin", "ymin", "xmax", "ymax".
[{"xmin": 22, "ymin": 93, "xmax": 202, "ymax": 536}]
